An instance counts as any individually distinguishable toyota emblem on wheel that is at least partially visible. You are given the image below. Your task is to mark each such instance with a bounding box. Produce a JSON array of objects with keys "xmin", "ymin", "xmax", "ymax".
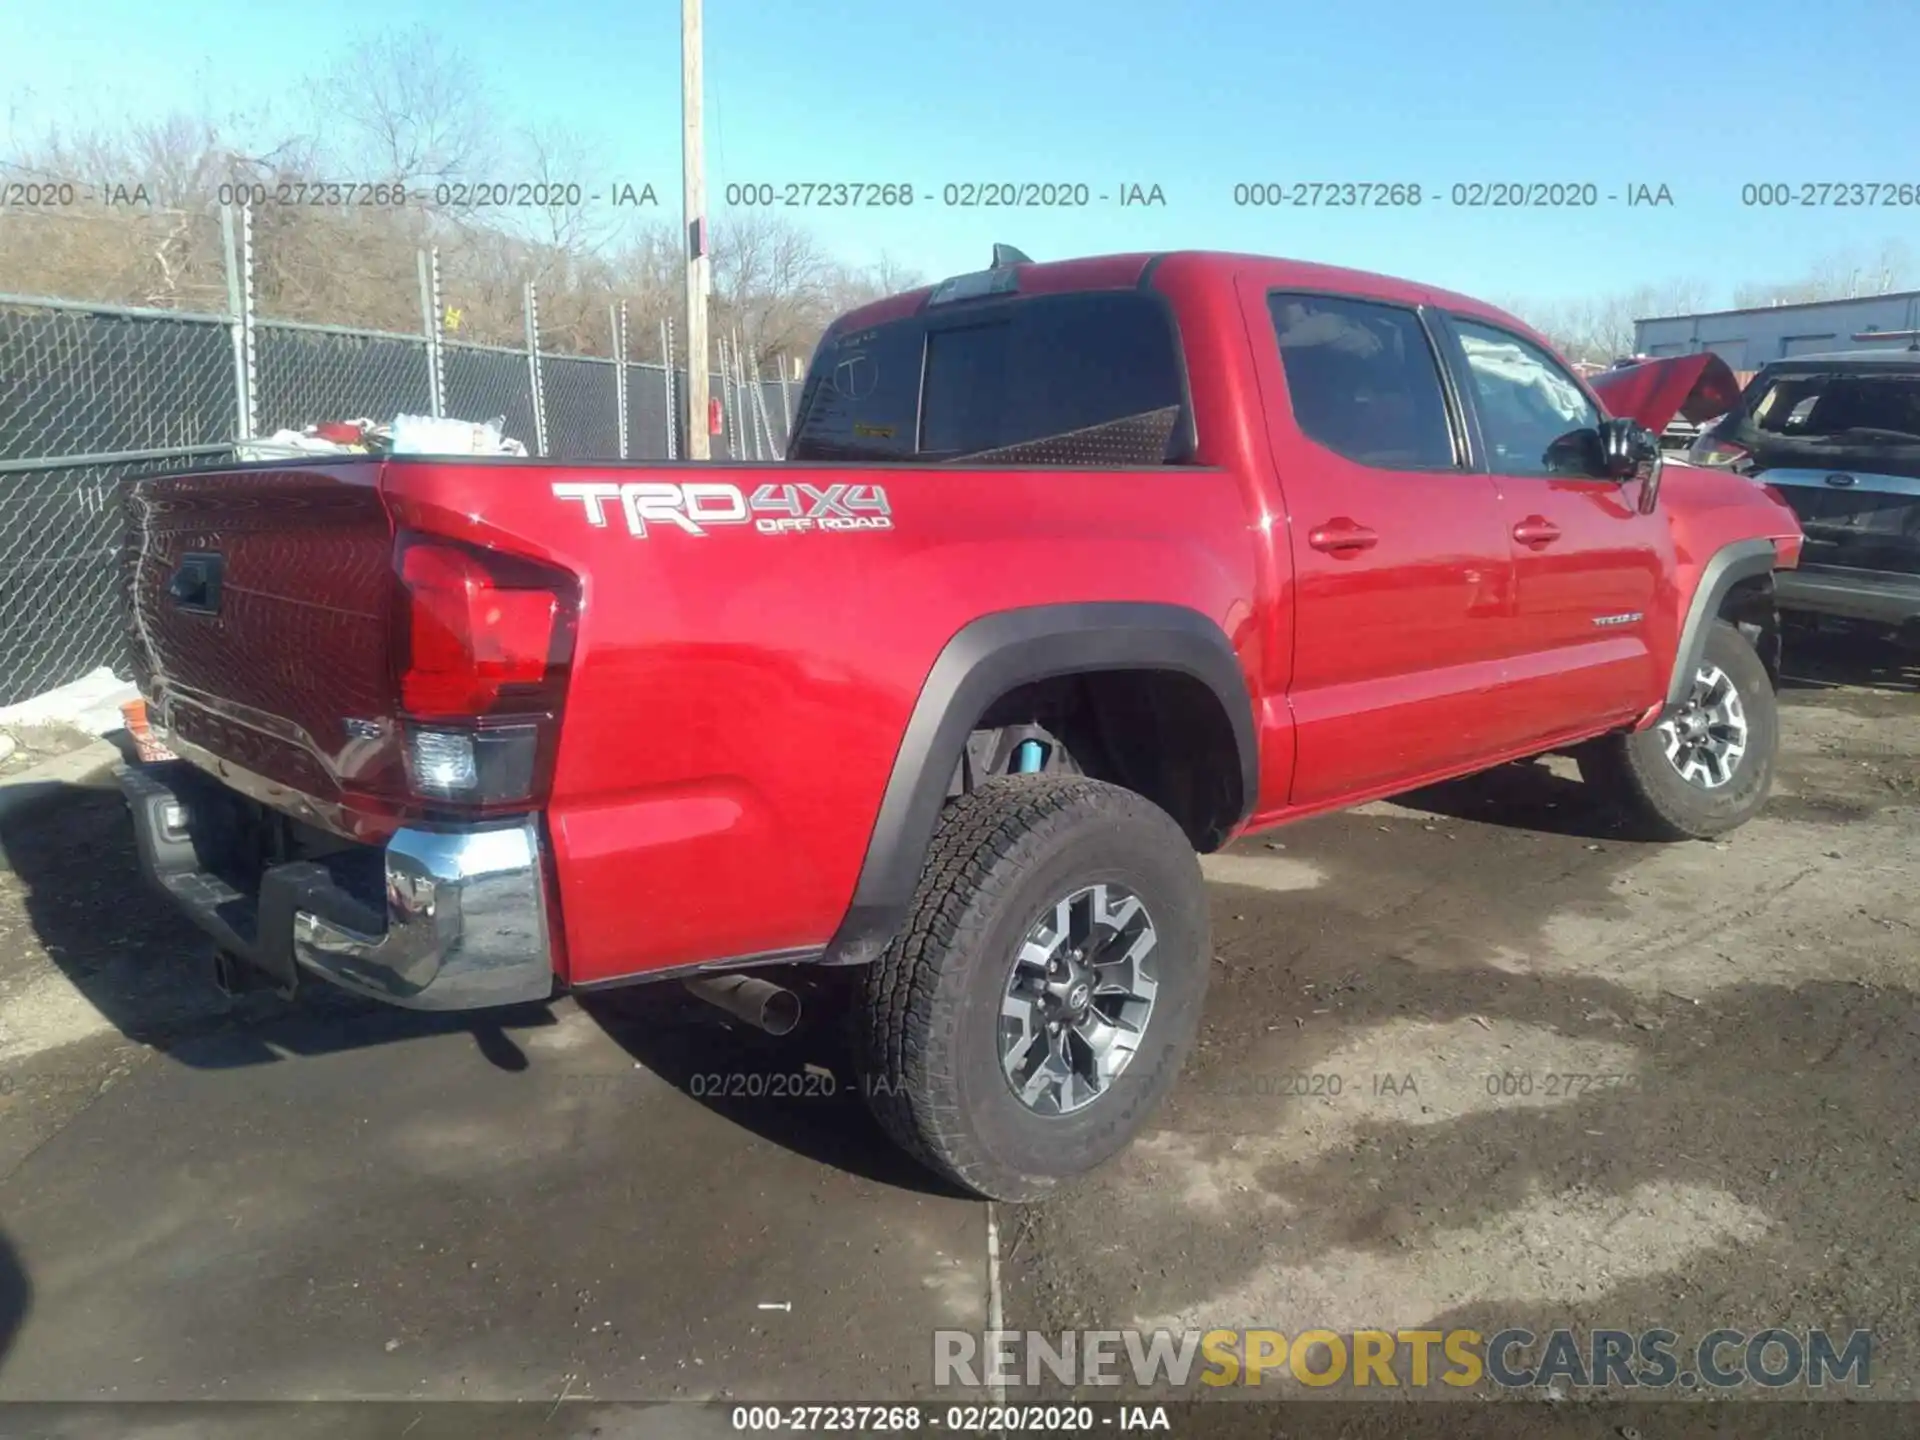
[{"xmin": 999, "ymin": 882, "xmax": 1160, "ymax": 1116}]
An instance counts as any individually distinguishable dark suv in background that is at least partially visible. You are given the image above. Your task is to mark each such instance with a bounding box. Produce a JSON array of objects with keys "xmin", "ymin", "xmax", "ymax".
[{"xmin": 1689, "ymin": 349, "xmax": 1920, "ymax": 646}]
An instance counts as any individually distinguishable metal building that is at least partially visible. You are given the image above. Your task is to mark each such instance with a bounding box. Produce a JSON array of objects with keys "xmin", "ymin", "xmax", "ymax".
[{"xmin": 1633, "ymin": 291, "xmax": 1920, "ymax": 371}]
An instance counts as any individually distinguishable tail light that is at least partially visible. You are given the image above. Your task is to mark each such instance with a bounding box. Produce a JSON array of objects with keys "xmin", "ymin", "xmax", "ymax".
[
  {"xmin": 1687, "ymin": 433, "xmax": 1751, "ymax": 470},
  {"xmin": 392, "ymin": 535, "xmax": 579, "ymax": 810}
]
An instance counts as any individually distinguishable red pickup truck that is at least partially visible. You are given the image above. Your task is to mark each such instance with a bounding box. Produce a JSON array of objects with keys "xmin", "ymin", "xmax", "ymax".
[{"xmin": 121, "ymin": 250, "xmax": 1801, "ymax": 1200}]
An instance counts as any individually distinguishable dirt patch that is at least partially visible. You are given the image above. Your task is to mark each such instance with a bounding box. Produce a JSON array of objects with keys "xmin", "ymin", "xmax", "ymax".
[
  {"xmin": 0, "ymin": 725, "xmax": 95, "ymax": 781},
  {"xmin": 1008, "ymin": 633, "xmax": 1920, "ymax": 1400}
]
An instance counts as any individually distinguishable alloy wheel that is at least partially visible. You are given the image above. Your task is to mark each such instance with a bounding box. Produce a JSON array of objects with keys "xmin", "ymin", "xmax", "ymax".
[
  {"xmin": 998, "ymin": 882, "xmax": 1159, "ymax": 1116},
  {"xmin": 1658, "ymin": 662, "xmax": 1749, "ymax": 790}
]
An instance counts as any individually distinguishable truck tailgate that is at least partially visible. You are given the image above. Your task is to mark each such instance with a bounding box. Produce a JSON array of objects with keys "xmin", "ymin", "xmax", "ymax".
[{"xmin": 126, "ymin": 460, "xmax": 402, "ymax": 829}]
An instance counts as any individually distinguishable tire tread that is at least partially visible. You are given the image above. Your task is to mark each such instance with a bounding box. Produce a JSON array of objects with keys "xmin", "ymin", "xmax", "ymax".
[
  {"xmin": 858, "ymin": 776, "xmax": 1199, "ymax": 1200},
  {"xmin": 1579, "ymin": 620, "xmax": 1776, "ymax": 841}
]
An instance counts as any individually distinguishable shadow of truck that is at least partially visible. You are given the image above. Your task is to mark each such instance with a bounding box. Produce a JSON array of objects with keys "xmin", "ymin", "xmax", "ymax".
[{"xmin": 0, "ymin": 781, "xmax": 560, "ymax": 1071}]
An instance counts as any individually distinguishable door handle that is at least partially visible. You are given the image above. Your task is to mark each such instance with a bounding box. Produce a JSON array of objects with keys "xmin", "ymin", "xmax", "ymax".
[
  {"xmin": 1308, "ymin": 519, "xmax": 1379, "ymax": 555},
  {"xmin": 1512, "ymin": 516, "xmax": 1561, "ymax": 548}
]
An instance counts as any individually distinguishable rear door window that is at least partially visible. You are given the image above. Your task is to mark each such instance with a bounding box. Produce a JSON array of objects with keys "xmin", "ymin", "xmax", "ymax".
[
  {"xmin": 789, "ymin": 323, "xmax": 927, "ymax": 462},
  {"xmin": 1266, "ymin": 293, "xmax": 1458, "ymax": 469}
]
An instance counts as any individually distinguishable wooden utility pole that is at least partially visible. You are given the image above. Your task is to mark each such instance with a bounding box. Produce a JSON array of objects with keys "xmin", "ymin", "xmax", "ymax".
[{"xmin": 681, "ymin": 0, "xmax": 711, "ymax": 460}]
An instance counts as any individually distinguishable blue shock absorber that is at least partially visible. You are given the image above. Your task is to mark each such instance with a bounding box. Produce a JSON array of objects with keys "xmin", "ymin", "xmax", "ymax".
[{"xmin": 1013, "ymin": 738, "xmax": 1047, "ymax": 773}]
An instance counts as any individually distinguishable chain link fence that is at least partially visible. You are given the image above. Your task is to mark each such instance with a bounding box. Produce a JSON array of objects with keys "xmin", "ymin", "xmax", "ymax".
[
  {"xmin": 1, "ymin": 215, "xmax": 797, "ymax": 706},
  {"xmin": 0, "ymin": 297, "xmax": 237, "ymax": 461},
  {"xmin": 254, "ymin": 323, "xmax": 434, "ymax": 435}
]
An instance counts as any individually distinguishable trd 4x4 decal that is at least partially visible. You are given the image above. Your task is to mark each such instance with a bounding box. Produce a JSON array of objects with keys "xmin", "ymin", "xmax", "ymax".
[{"xmin": 552, "ymin": 480, "xmax": 893, "ymax": 538}]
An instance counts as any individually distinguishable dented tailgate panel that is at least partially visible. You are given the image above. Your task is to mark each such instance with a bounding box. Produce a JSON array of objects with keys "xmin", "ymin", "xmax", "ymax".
[{"xmin": 125, "ymin": 460, "xmax": 404, "ymax": 825}]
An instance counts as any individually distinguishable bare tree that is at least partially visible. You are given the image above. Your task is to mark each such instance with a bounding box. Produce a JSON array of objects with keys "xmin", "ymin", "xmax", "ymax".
[
  {"xmin": 702, "ymin": 217, "xmax": 931, "ymax": 368},
  {"xmin": 0, "ymin": 112, "xmax": 263, "ymax": 309},
  {"xmin": 709, "ymin": 213, "xmax": 841, "ymax": 365},
  {"xmin": 508, "ymin": 122, "xmax": 618, "ymax": 261},
  {"xmin": 1731, "ymin": 240, "xmax": 1914, "ymax": 308},
  {"xmin": 865, "ymin": 252, "xmax": 924, "ymax": 297},
  {"xmin": 822, "ymin": 252, "xmax": 924, "ymax": 316},
  {"xmin": 318, "ymin": 24, "xmax": 496, "ymax": 184},
  {"xmin": 1500, "ymin": 278, "xmax": 1714, "ymax": 364},
  {"xmin": 603, "ymin": 220, "xmax": 684, "ymax": 352}
]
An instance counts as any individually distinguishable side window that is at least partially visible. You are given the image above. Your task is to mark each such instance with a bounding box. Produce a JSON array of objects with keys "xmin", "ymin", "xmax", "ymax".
[
  {"xmin": 1452, "ymin": 318, "xmax": 1601, "ymax": 476},
  {"xmin": 1267, "ymin": 293, "xmax": 1457, "ymax": 470},
  {"xmin": 918, "ymin": 293, "xmax": 1187, "ymax": 460},
  {"xmin": 789, "ymin": 323, "xmax": 926, "ymax": 462}
]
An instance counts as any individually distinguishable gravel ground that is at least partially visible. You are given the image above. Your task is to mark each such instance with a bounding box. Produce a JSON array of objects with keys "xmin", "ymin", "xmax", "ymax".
[{"xmin": 1007, "ymin": 630, "xmax": 1920, "ymax": 1402}]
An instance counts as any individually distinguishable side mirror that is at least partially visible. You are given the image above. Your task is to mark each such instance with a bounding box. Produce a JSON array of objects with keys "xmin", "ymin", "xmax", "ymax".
[
  {"xmin": 1542, "ymin": 427, "xmax": 1607, "ymax": 478},
  {"xmin": 1598, "ymin": 417, "xmax": 1665, "ymax": 514}
]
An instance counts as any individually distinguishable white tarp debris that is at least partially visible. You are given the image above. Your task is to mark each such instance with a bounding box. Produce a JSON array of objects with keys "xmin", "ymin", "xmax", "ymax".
[
  {"xmin": 232, "ymin": 430, "xmax": 366, "ymax": 460},
  {"xmin": 234, "ymin": 417, "xmax": 382, "ymax": 461},
  {"xmin": 0, "ymin": 666, "xmax": 139, "ymax": 737},
  {"xmin": 389, "ymin": 414, "xmax": 528, "ymax": 456},
  {"xmin": 234, "ymin": 415, "xmax": 528, "ymax": 462}
]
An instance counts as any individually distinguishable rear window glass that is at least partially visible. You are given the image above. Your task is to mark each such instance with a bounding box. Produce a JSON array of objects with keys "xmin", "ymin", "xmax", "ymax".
[
  {"xmin": 1745, "ymin": 370, "xmax": 1920, "ymax": 441},
  {"xmin": 788, "ymin": 291, "xmax": 1188, "ymax": 464}
]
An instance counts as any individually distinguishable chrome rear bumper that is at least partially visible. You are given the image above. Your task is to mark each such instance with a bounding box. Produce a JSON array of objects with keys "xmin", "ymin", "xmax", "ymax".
[{"xmin": 122, "ymin": 763, "xmax": 557, "ymax": 1010}]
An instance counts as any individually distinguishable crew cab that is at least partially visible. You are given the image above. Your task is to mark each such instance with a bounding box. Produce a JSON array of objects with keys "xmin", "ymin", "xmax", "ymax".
[{"xmin": 120, "ymin": 250, "xmax": 1803, "ymax": 1201}]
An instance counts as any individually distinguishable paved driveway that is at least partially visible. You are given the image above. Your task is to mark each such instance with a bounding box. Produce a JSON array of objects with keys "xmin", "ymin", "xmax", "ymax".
[{"xmin": 0, "ymin": 817, "xmax": 986, "ymax": 1404}]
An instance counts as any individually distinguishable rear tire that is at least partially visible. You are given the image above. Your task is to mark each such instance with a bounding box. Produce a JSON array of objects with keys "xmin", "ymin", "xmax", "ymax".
[
  {"xmin": 1578, "ymin": 619, "xmax": 1776, "ymax": 840},
  {"xmin": 856, "ymin": 776, "xmax": 1209, "ymax": 1202}
]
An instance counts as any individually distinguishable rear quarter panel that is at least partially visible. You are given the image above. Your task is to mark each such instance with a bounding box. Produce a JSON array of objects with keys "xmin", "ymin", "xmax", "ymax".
[{"xmin": 383, "ymin": 459, "xmax": 1260, "ymax": 983}]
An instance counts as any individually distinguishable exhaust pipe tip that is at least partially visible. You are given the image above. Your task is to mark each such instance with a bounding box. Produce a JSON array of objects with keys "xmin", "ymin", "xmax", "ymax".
[
  {"xmin": 766, "ymin": 994, "xmax": 801, "ymax": 1035},
  {"xmin": 683, "ymin": 974, "xmax": 802, "ymax": 1036},
  {"xmin": 753, "ymin": 985, "xmax": 802, "ymax": 1037}
]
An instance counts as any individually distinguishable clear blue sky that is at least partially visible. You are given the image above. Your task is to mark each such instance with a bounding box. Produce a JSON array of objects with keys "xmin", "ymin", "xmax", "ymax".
[{"xmin": 7, "ymin": 0, "xmax": 1919, "ymax": 306}]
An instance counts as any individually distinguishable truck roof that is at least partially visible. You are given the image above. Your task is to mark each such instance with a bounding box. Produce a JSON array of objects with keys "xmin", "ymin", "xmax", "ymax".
[{"xmin": 829, "ymin": 249, "xmax": 1531, "ymax": 345}]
